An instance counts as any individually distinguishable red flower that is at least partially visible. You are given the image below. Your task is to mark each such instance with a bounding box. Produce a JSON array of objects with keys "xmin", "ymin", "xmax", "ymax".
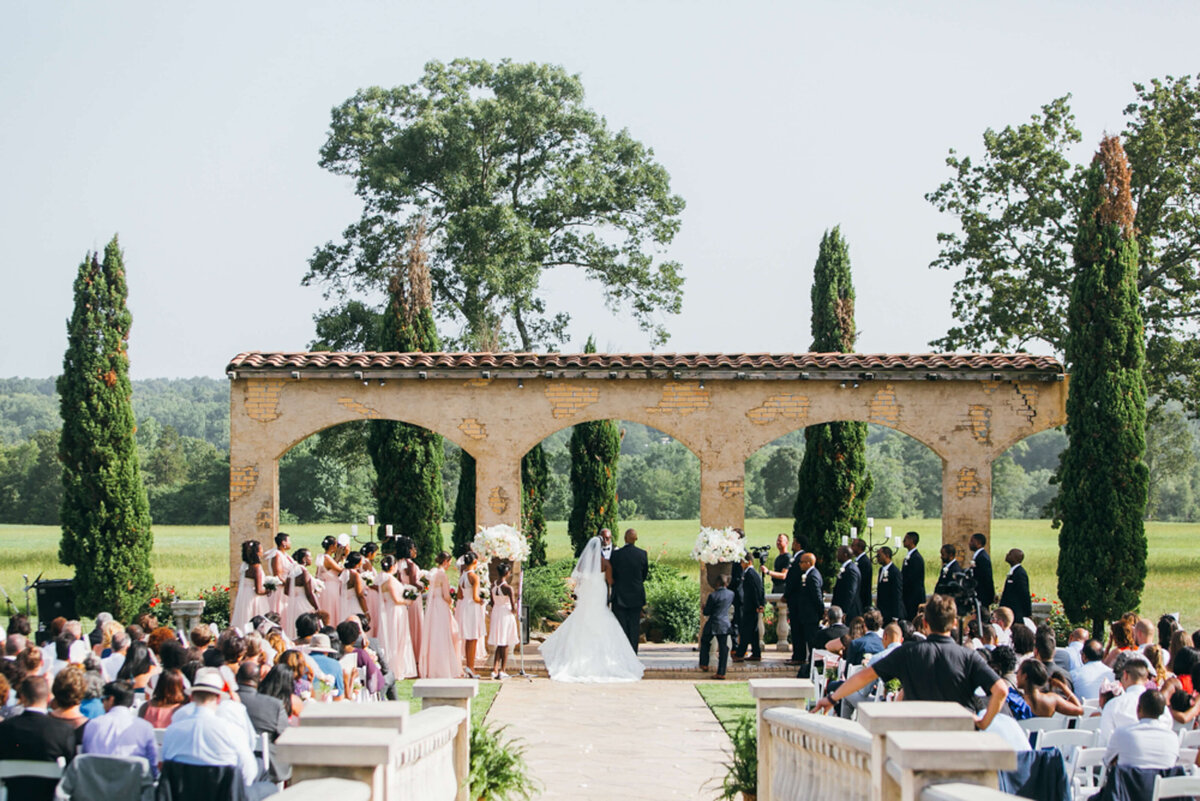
[{"xmin": 149, "ymin": 598, "xmax": 160, "ymax": 607}]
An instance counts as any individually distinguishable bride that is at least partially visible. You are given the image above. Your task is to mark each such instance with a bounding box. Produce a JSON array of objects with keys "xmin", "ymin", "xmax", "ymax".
[{"xmin": 539, "ymin": 536, "xmax": 645, "ymax": 682}]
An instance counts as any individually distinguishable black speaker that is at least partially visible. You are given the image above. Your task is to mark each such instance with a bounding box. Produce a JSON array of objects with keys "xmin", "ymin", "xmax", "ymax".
[{"xmin": 36, "ymin": 578, "xmax": 76, "ymax": 623}]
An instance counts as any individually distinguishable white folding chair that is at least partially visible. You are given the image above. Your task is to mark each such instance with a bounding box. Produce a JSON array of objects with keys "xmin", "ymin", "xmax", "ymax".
[
  {"xmin": 1152, "ymin": 774, "xmax": 1200, "ymax": 800},
  {"xmin": 1019, "ymin": 715, "xmax": 1070, "ymax": 748},
  {"xmin": 1074, "ymin": 715, "xmax": 1104, "ymax": 734},
  {"xmin": 1180, "ymin": 729, "xmax": 1200, "ymax": 749},
  {"xmin": 0, "ymin": 757, "xmax": 66, "ymax": 801},
  {"xmin": 254, "ymin": 730, "xmax": 270, "ymax": 775},
  {"xmin": 1068, "ymin": 747, "xmax": 1107, "ymax": 801},
  {"xmin": 1039, "ymin": 728, "xmax": 1097, "ymax": 759},
  {"xmin": 1176, "ymin": 747, "xmax": 1197, "ymax": 769}
]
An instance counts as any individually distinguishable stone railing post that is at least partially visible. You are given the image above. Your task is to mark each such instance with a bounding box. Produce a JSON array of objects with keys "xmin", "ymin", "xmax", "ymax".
[
  {"xmin": 886, "ymin": 731, "xmax": 1016, "ymax": 801},
  {"xmin": 274, "ymin": 777, "xmax": 373, "ymax": 801},
  {"xmin": 412, "ymin": 679, "xmax": 479, "ymax": 801},
  {"xmin": 857, "ymin": 702, "xmax": 976, "ymax": 801},
  {"xmin": 169, "ymin": 599, "xmax": 206, "ymax": 633},
  {"xmin": 766, "ymin": 594, "xmax": 790, "ymax": 651},
  {"xmin": 275, "ymin": 726, "xmax": 399, "ymax": 800},
  {"xmin": 299, "ymin": 699, "xmax": 410, "ymax": 733},
  {"xmin": 748, "ymin": 678, "xmax": 815, "ymax": 801}
]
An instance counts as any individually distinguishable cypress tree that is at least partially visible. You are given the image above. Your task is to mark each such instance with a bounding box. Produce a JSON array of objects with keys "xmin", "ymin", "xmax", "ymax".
[
  {"xmin": 369, "ymin": 221, "xmax": 445, "ymax": 565},
  {"xmin": 58, "ymin": 235, "xmax": 154, "ymax": 619},
  {"xmin": 793, "ymin": 227, "xmax": 873, "ymax": 571},
  {"xmin": 567, "ymin": 336, "xmax": 621, "ymax": 556},
  {"xmin": 1057, "ymin": 136, "xmax": 1149, "ymax": 635},
  {"xmin": 452, "ymin": 450, "xmax": 476, "ymax": 555},
  {"xmin": 521, "ymin": 444, "xmax": 549, "ymax": 567}
]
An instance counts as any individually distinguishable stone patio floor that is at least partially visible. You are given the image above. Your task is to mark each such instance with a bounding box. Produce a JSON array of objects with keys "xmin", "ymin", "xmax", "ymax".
[{"xmin": 485, "ymin": 678, "xmax": 732, "ymax": 800}]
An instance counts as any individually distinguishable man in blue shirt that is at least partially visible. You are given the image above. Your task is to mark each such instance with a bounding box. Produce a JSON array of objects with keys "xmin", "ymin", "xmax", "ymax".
[
  {"xmin": 845, "ymin": 610, "xmax": 886, "ymax": 667},
  {"xmin": 305, "ymin": 633, "xmax": 345, "ymax": 700},
  {"xmin": 80, "ymin": 681, "xmax": 158, "ymax": 777}
]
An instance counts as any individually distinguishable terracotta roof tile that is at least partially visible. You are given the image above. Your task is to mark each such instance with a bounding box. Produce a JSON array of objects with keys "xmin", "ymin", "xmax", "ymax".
[{"xmin": 226, "ymin": 351, "xmax": 1064, "ymax": 377}]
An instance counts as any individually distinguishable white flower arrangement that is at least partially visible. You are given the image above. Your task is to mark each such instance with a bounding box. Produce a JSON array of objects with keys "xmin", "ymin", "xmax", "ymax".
[
  {"xmin": 471, "ymin": 524, "xmax": 530, "ymax": 563},
  {"xmin": 312, "ymin": 577, "xmax": 326, "ymax": 594},
  {"xmin": 263, "ymin": 576, "xmax": 282, "ymax": 593},
  {"xmin": 690, "ymin": 526, "xmax": 745, "ymax": 565}
]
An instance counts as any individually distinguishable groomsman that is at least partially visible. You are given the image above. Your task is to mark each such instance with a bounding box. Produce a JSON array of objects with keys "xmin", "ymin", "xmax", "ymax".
[
  {"xmin": 934, "ymin": 544, "xmax": 966, "ymax": 596},
  {"xmin": 999, "ymin": 548, "xmax": 1033, "ymax": 622},
  {"xmin": 968, "ymin": 533, "xmax": 995, "ymax": 608},
  {"xmin": 851, "ymin": 538, "xmax": 872, "ymax": 613},
  {"xmin": 832, "ymin": 545, "xmax": 862, "ymax": 621},
  {"xmin": 733, "ymin": 551, "xmax": 765, "ymax": 663},
  {"xmin": 874, "ymin": 547, "xmax": 904, "ymax": 624},
  {"xmin": 786, "ymin": 552, "xmax": 823, "ymax": 674},
  {"xmin": 900, "ymin": 531, "xmax": 926, "ymax": 622}
]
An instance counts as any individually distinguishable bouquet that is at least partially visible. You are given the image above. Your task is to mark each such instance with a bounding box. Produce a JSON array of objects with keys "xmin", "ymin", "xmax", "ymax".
[
  {"xmin": 402, "ymin": 585, "xmax": 419, "ymax": 601},
  {"xmin": 471, "ymin": 524, "xmax": 530, "ymax": 563},
  {"xmin": 362, "ymin": 573, "xmax": 375, "ymax": 588},
  {"xmin": 690, "ymin": 526, "xmax": 745, "ymax": 564},
  {"xmin": 314, "ymin": 673, "xmax": 335, "ymax": 702},
  {"xmin": 419, "ymin": 571, "xmax": 431, "ymax": 592},
  {"xmin": 263, "ymin": 576, "xmax": 283, "ymax": 593},
  {"xmin": 312, "ymin": 577, "xmax": 326, "ymax": 594},
  {"xmin": 449, "ymin": 587, "xmax": 459, "ymax": 601},
  {"xmin": 474, "ymin": 561, "xmax": 491, "ymax": 596}
]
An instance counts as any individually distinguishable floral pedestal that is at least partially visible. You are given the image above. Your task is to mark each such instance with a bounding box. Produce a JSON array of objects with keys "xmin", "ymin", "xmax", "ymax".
[{"xmin": 170, "ymin": 599, "xmax": 206, "ymax": 633}]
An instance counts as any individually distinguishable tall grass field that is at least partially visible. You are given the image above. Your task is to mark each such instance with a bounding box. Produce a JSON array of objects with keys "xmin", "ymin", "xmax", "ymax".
[{"xmin": 2, "ymin": 519, "xmax": 1197, "ymax": 627}]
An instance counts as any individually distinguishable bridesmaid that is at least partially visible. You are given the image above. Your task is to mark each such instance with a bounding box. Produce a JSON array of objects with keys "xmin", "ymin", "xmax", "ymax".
[
  {"xmin": 377, "ymin": 555, "xmax": 418, "ymax": 679},
  {"xmin": 419, "ymin": 551, "xmax": 462, "ymax": 678},
  {"xmin": 396, "ymin": 536, "xmax": 425, "ymax": 672},
  {"xmin": 265, "ymin": 532, "xmax": 296, "ymax": 621},
  {"xmin": 455, "ymin": 551, "xmax": 485, "ymax": 679},
  {"xmin": 359, "ymin": 542, "xmax": 383, "ymax": 629},
  {"xmin": 231, "ymin": 540, "xmax": 272, "ymax": 633},
  {"xmin": 488, "ymin": 563, "xmax": 520, "ymax": 680},
  {"xmin": 286, "ymin": 548, "xmax": 319, "ymax": 638},
  {"xmin": 316, "ymin": 535, "xmax": 344, "ymax": 626},
  {"xmin": 341, "ymin": 551, "xmax": 370, "ymax": 621}
]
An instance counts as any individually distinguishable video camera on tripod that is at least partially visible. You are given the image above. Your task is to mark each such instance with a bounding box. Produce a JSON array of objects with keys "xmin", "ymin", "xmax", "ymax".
[{"xmin": 747, "ymin": 545, "xmax": 771, "ymax": 565}]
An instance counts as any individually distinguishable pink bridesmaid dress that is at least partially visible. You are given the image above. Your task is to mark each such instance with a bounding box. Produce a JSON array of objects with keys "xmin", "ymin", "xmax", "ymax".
[
  {"xmin": 402, "ymin": 559, "xmax": 424, "ymax": 669},
  {"xmin": 265, "ymin": 549, "xmax": 295, "ymax": 619},
  {"xmin": 488, "ymin": 584, "xmax": 519, "ymax": 648},
  {"xmin": 455, "ymin": 572, "xmax": 485, "ymax": 641},
  {"xmin": 341, "ymin": 570, "xmax": 368, "ymax": 623},
  {"xmin": 231, "ymin": 563, "xmax": 271, "ymax": 634},
  {"xmin": 377, "ymin": 574, "xmax": 418, "ymax": 679},
  {"xmin": 286, "ymin": 566, "xmax": 318, "ymax": 638},
  {"xmin": 316, "ymin": 553, "xmax": 342, "ymax": 625},
  {"xmin": 361, "ymin": 567, "xmax": 383, "ymax": 630},
  {"xmin": 419, "ymin": 567, "xmax": 462, "ymax": 678}
]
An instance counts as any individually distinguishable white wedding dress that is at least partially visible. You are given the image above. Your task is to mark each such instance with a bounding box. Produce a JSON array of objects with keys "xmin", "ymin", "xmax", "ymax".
[{"xmin": 539, "ymin": 537, "xmax": 645, "ymax": 683}]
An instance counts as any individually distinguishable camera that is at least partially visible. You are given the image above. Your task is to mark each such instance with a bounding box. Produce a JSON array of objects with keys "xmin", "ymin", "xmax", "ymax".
[
  {"xmin": 936, "ymin": 573, "xmax": 979, "ymax": 615},
  {"xmin": 748, "ymin": 545, "xmax": 771, "ymax": 564}
]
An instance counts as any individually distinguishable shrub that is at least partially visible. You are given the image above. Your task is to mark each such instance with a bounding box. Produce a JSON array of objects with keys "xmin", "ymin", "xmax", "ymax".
[
  {"xmin": 469, "ymin": 722, "xmax": 539, "ymax": 801},
  {"xmin": 646, "ymin": 573, "xmax": 700, "ymax": 643},
  {"xmin": 199, "ymin": 585, "xmax": 231, "ymax": 630},
  {"xmin": 522, "ymin": 559, "xmax": 574, "ymax": 627},
  {"xmin": 138, "ymin": 583, "xmax": 178, "ymax": 620},
  {"xmin": 717, "ymin": 713, "xmax": 756, "ymax": 800}
]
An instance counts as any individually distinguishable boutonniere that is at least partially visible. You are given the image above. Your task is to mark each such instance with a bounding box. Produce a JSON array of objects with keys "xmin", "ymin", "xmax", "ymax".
[
  {"xmin": 801, "ymin": 574, "xmax": 808, "ymax": 587},
  {"xmin": 836, "ymin": 566, "xmax": 845, "ymax": 578},
  {"xmin": 879, "ymin": 571, "xmax": 888, "ymax": 583}
]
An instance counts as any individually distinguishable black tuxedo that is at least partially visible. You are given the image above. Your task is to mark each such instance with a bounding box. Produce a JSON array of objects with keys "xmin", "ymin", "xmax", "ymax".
[
  {"xmin": 856, "ymin": 552, "xmax": 873, "ymax": 612},
  {"xmin": 609, "ymin": 543, "xmax": 648, "ymax": 653},
  {"xmin": 782, "ymin": 551, "xmax": 806, "ymax": 662},
  {"xmin": 934, "ymin": 558, "xmax": 966, "ymax": 597},
  {"xmin": 728, "ymin": 556, "xmax": 745, "ymax": 651},
  {"xmin": 970, "ymin": 549, "xmax": 996, "ymax": 607},
  {"xmin": 790, "ymin": 566, "xmax": 824, "ymax": 672},
  {"xmin": 733, "ymin": 565, "xmax": 765, "ymax": 660},
  {"xmin": 999, "ymin": 564, "xmax": 1032, "ymax": 621},
  {"xmin": 700, "ymin": 587, "xmax": 734, "ymax": 675},
  {"xmin": 875, "ymin": 562, "xmax": 904, "ymax": 623},
  {"xmin": 832, "ymin": 560, "xmax": 862, "ymax": 621},
  {"xmin": 900, "ymin": 547, "xmax": 926, "ymax": 622},
  {"xmin": 0, "ymin": 709, "xmax": 77, "ymax": 801}
]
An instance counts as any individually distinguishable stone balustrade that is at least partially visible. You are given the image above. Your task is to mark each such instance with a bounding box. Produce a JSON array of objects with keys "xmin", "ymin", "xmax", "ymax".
[
  {"xmin": 765, "ymin": 593, "xmax": 789, "ymax": 651},
  {"xmin": 275, "ymin": 777, "xmax": 372, "ymax": 801},
  {"xmin": 764, "ymin": 707, "xmax": 873, "ymax": 800},
  {"xmin": 411, "ymin": 679, "xmax": 478, "ymax": 801},
  {"xmin": 920, "ymin": 783, "xmax": 1022, "ymax": 801},
  {"xmin": 749, "ymin": 678, "xmax": 816, "ymax": 801}
]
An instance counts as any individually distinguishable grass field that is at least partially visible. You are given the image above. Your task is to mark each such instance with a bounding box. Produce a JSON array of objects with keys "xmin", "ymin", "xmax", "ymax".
[
  {"xmin": 695, "ymin": 681, "xmax": 756, "ymax": 735},
  {"xmin": 2, "ymin": 518, "xmax": 1198, "ymax": 626}
]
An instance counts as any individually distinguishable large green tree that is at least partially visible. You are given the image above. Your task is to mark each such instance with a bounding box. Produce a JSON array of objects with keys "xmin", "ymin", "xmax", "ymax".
[
  {"xmin": 1057, "ymin": 136, "xmax": 1149, "ymax": 635},
  {"xmin": 58, "ymin": 236, "xmax": 154, "ymax": 619},
  {"xmin": 521, "ymin": 444, "xmax": 549, "ymax": 566},
  {"xmin": 793, "ymin": 228, "xmax": 873, "ymax": 571},
  {"xmin": 304, "ymin": 57, "xmax": 685, "ymax": 351},
  {"xmin": 927, "ymin": 76, "xmax": 1200, "ymax": 415},
  {"xmin": 368, "ymin": 223, "xmax": 445, "ymax": 564},
  {"xmin": 568, "ymin": 338, "xmax": 620, "ymax": 556}
]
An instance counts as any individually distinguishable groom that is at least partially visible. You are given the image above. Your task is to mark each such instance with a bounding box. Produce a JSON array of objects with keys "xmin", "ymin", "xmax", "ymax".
[{"xmin": 609, "ymin": 528, "xmax": 648, "ymax": 653}]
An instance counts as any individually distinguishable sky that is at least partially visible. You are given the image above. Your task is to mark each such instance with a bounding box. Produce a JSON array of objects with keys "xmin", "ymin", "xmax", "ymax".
[{"xmin": 2, "ymin": 2, "xmax": 1197, "ymax": 379}]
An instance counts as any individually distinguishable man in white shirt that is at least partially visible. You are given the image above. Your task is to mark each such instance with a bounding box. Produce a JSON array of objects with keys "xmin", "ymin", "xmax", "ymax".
[
  {"xmin": 992, "ymin": 607, "xmax": 1014, "ymax": 647},
  {"xmin": 1105, "ymin": 690, "xmax": 1179, "ymax": 770},
  {"xmin": 80, "ymin": 680, "xmax": 158, "ymax": 777},
  {"xmin": 162, "ymin": 668, "xmax": 263, "ymax": 791},
  {"xmin": 101, "ymin": 632, "xmax": 130, "ymax": 681},
  {"xmin": 170, "ymin": 671, "xmax": 257, "ymax": 751},
  {"xmin": 1098, "ymin": 658, "xmax": 1171, "ymax": 743},
  {"xmin": 1133, "ymin": 619, "xmax": 1156, "ymax": 652},
  {"xmin": 1072, "ymin": 640, "xmax": 1114, "ymax": 700},
  {"xmin": 1061, "ymin": 628, "xmax": 1088, "ymax": 673}
]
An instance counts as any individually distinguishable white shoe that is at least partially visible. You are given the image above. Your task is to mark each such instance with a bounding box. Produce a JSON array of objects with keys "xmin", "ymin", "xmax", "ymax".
[{"xmin": 498, "ymin": 671, "xmax": 511, "ymax": 680}]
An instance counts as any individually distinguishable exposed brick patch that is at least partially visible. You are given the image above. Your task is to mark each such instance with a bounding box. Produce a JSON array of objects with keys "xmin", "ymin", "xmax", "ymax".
[
  {"xmin": 229, "ymin": 465, "xmax": 258, "ymax": 502},
  {"xmin": 966, "ymin": 405, "xmax": 992, "ymax": 444},
  {"xmin": 244, "ymin": 379, "xmax": 287, "ymax": 422},
  {"xmin": 956, "ymin": 467, "xmax": 982, "ymax": 499},
  {"xmin": 719, "ymin": 479, "xmax": 744, "ymax": 499},
  {"xmin": 747, "ymin": 394, "xmax": 810, "ymax": 425},
  {"xmin": 464, "ymin": 378, "xmax": 493, "ymax": 388},
  {"xmin": 255, "ymin": 499, "xmax": 274, "ymax": 530},
  {"xmin": 544, "ymin": 384, "xmax": 601, "ymax": 419},
  {"xmin": 337, "ymin": 397, "xmax": 383, "ymax": 419},
  {"xmin": 1013, "ymin": 383, "xmax": 1039, "ymax": 424},
  {"xmin": 488, "ymin": 486, "xmax": 510, "ymax": 516},
  {"xmin": 869, "ymin": 385, "xmax": 901, "ymax": 427},
  {"xmin": 646, "ymin": 382, "xmax": 710, "ymax": 417},
  {"xmin": 458, "ymin": 418, "xmax": 487, "ymax": 440},
  {"xmin": 981, "ymin": 380, "xmax": 1001, "ymax": 395}
]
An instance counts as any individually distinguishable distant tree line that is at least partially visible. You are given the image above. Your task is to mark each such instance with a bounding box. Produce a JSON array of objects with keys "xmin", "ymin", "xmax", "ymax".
[{"xmin": 3, "ymin": 376, "xmax": 1197, "ymax": 526}]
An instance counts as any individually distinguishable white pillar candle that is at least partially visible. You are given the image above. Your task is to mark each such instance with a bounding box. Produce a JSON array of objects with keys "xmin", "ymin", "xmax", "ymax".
[
  {"xmin": 385, "ymin": 524, "xmax": 393, "ymax": 538},
  {"xmin": 367, "ymin": 515, "xmax": 375, "ymax": 526},
  {"xmin": 895, "ymin": 535, "xmax": 903, "ymax": 547},
  {"xmin": 841, "ymin": 535, "xmax": 849, "ymax": 546},
  {"xmin": 885, "ymin": 526, "xmax": 892, "ymax": 538},
  {"xmin": 867, "ymin": 518, "xmax": 875, "ymax": 529},
  {"xmin": 850, "ymin": 526, "xmax": 858, "ymax": 539},
  {"xmin": 351, "ymin": 524, "xmax": 358, "ymax": 537}
]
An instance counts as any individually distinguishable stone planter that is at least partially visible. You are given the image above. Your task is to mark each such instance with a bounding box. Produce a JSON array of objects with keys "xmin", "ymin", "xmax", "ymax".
[{"xmin": 170, "ymin": 599, "xmax": 206, "ymax": 633}]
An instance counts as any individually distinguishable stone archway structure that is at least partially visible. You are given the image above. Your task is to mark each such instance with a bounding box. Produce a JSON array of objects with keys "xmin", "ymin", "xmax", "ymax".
[{"xmin": 225, "ymin": 351, "xmax": 1067, "ymax": 593}]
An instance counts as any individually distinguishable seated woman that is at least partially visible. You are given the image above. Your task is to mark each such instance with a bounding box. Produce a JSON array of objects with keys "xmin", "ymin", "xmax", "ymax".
[
  {"xmin": 139, "ymin": 669, "xmax": 186, "ymax": 727},
  {"xmin": 48, "ymin": 665, "xmax": 89, "ymax": 730},
  {"xmin": 1016, "ymin": 659, "xmax": 1083, "ymax": 717}
]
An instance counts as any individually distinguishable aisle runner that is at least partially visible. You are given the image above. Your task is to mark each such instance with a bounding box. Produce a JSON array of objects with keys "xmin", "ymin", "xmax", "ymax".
[{"xmin": 486, "ymin": 680, "xmax": 731, "ymax": 800}]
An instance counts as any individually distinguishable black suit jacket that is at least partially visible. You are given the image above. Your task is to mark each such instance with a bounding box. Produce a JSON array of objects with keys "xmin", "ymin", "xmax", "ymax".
[
  {"xmin": 702, "ymin": 587, "xmax": 735, "ymax": 635},
  {"xmin": 971, "ymin": 549, "xmax": 996, "ymax": 607},
  {"xmin": 900, "ymin": 548, "xmax": 926, "ymax": 617},
  {"xmin": 831, "ymin": 561, "xmax": 862, "ymax": 620},
  {"xmin": 1000, "ymin": 564, "xmax": 1032, "ymax": 621},
  {"xmin": 0, "ymin": 709, "xmax": 77, "ymax": 801},
  {"xmin": 794, "ymin": 568, "xmax": 824, "ymax": 632},
  {"xmin": 782, "ymin": 551, "xmax": 805, "ymax": 601},
  {"xmin": 237, "ymin": 685, "xmax": 290, "ymax": 783},
  {"xmin": 876, "ymin": 562, "xmax": 904, "ymax": 623},
  {"xmin": 856, "ymin": 552, "xmax": 873, "ymax": 612},
  {"xmin": 934, "ymin": 558, "xmax": 966, "ymax": 596},
  {"xmin": 740, "ymin": 566, "xmax": 765, "ymax": 621},
  {"xmin": 609, "ymin": 544, "xmax": 648, "ymax": 610}
]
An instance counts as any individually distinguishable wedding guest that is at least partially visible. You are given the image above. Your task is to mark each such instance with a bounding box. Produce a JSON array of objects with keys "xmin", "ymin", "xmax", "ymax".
[
  {"xmin": 317, "ymin": 535, "xmax": 345, "ymax": 625},
  {"xmin": 102, "ymin": 631, "xmax": 130, "ymax": 681},
  {"xmin": 78, "ymin": 658, "xmax": 106, "ymax": 719},
  {"xmin": 1105, "ymin": 616, "xmax": 1138, "ymax": 668},
  {"xmin": 1016, "ymin": 659, "xmax": 1083, "ymax": 717},
  {"xmin": 341, "ymin": 552, "xmax": 370, "ymax": 618},
  {"xmin": 276, "ymin": 650, "xmax": 313, "ymax": 709},
  {"xmin": 286, "ymin": 548, "xmax": 319, "ymax": 639},
  {"xmin": 0, "ymin": 676, "xmax": 77, "ymax": 801},
  {"xmin": 1133, "ymin": 617, "xmax": 1157, "ymax": 651},
  {"xmin": 699, "ymin": 574, "xmax": 734, "ymax": 679},
  {"xmin": 138, "ymin": 669, "xmax": 185, "ymax": 727},
  {"xmin": 231, "ymin": 540, "xmax": 272, "ymax": 634},
  {"xmin": 1105, "ymin": 690, "xmax": 1179, "ymax": 770},
  {"xmin": 304, "ymin": 633, "xmax": 345, "ymax": 701},
  {"xmin": 48, "ymin": 665, "xmax": 89, "ymax": 731},
  {"xmin": 235, "ymin": 661, "xmax": 291, "ymax": 783},
  {"xmin": 116, "ymin": 641, "xmax": 158, "ymax": 700},
  {"xmin": 396, "ymin": 536, "xmax": 425, "ymax": 672},
  {"xmin": 87, "ymin": 613, "xmax": 113, "ymax": 657},
  {"xmin": 1099, "ymin": 656, "xmax": 1172, "ymax": 743},
  {"xmin": 81, "ymin": 680, "xmax": 158, "ymax": 776},
  {"xmin": 488, "ymin": 563, "xmax": 520, "ymax": 680},
  {"xmin": 377, "ymin": 555, "xmax": 418, "ymax": 680},
  {"xmin": 420, "ymin": 552, "xmax": 463, "ymax": 679},
  {"xmin": 265, "ymin": 531, "xmax": 296, "ymax": 621},
  {"xmin": 0, "ymin": 674, "xmax": 13, "ymax": 720},
  {"xmin": 18, "ymin": 645, "xmax": 46, "ymax": 678},
  {"xmin": 456, "ymin": 551, "xmax": 485, "ymax": 679},
  {"xmin": 845, "ymin": 610, "xmax": 886, "ymax": 667}
]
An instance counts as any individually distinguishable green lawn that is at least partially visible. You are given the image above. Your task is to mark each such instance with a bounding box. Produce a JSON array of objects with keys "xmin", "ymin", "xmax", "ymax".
[
  {"xmin": 3, "ymin": 518, "xmax": 1199, "ymax": 626},
  {"xmin": 392, "ymin": 679, "xmax": 500, "ymax": 728},
  {"xmin": 695, "ymin": 681, "xmax": 756, "ymax": 735}
]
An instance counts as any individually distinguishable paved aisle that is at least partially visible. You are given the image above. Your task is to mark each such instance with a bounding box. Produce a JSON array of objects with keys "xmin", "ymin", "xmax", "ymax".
[{"xmin": 486, "ymin": 679, "xmax": 731, "ymax": 800}]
